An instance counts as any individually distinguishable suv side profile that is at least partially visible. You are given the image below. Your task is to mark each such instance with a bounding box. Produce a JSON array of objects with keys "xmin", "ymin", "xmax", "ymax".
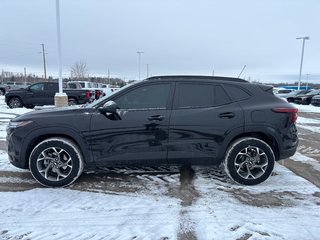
[{"xmin": 6, "ymin": 76, "xmax": 298, "ymax": 187}]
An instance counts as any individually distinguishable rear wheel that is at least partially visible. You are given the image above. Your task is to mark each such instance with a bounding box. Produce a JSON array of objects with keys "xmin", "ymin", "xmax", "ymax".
[
  {"xmin": 68, "ymin": 97, "xmax": 78, "ymax": 106},
  {"xmin": 8, "ymin": 97, "xmax": 23, "ymax": 108},
  {"xmin": 29, "ymin": 138, "xmax": 84, "ymax": 187},
  {"xmin": 224, "ymin": 137, "xmax": 275, "ymax": 185}
]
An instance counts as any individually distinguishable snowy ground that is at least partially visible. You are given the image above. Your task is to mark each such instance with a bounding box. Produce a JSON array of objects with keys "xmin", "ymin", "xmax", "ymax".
[{"xmin": 0, "ymin": 97, "xmax": 319, "ymax": 240}]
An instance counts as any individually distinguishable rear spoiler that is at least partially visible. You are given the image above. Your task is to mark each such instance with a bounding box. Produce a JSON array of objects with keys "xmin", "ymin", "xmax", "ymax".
[{"xmin": 259, "ymin": 85, "xmax": 273, "ymax": 93}]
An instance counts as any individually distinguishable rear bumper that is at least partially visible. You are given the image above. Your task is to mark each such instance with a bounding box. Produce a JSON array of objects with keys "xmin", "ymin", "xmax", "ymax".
[{"xmin": 278, "ymin": 142, "xmax": 298, "ymax": 160}]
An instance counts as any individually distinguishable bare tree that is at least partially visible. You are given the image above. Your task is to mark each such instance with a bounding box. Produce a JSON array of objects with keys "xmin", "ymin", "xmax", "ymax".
[{"xmin": 70, "ymin": 61, "xmax": 88, "ymax": 79}]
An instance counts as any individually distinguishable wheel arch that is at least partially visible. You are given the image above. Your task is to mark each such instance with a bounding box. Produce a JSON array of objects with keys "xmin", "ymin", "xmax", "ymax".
[
  {"xmin": 22, "ymin": 127, "xmax": 93, "ymax": 169},
  {"xmin": 226, "ymin": 132, "xmax": 280, "ymax": 161}
]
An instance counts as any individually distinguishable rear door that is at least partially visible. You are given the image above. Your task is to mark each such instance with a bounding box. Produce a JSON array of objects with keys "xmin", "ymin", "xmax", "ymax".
[{"xmin": 168, "ymin": 82, "xmax": 244, "ymax": 165}]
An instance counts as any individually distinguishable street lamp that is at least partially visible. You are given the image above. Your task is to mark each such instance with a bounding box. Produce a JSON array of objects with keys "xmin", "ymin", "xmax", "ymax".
[
  {"xmin": 54, "ymin": 0, "xmax": 68, "ymax": 107},
  {"xmin": 137, "ymin": 51, "xmax": 144, "ymax": 80},
  {"xmin": 296, "ymin": 36, "xmax": 309, "ymax": 90}
]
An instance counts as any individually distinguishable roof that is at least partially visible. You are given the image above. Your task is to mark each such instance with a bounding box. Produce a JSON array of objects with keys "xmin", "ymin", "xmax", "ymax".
[{"xmin": 146, "ymin": 75, "xmax": 248, "ymax": 83}]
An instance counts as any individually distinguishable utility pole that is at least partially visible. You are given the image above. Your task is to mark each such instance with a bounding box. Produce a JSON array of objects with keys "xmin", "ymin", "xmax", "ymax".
[
  {"xmin": 108, "ymin": 68, "xmax": 110, "ymax": 85},
  {"xmin": 296, "ymin": 36, "xmax": 310, "ymax": 90},
  {"xmin": 306, "ymin": 74, "xmax": 310, "ymax": 89},
  {"xmin": 24, "ymin": 67, "xmax": 27, "ymax": 82},
  {"xmin": 137, "ymin": 51, "xmax": 144, "ymax": 80},
  {"xmin": 40, "ymin": 43, "xmax": 47, "ymax": 80}
]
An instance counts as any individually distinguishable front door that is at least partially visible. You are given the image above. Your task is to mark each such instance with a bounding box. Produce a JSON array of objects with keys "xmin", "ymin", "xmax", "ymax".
[{"xmin": 88, "ymin": 82, "xmax": 174, "ymax": 166}]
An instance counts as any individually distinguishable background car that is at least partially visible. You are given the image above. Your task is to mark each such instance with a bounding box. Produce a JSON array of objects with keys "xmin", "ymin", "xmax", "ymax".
[
  {"xmin": 293, "ymin": 89, "xmax": 320, "ymax": 105},
  {"xmin": 311, "ymin": 95, "xmax": 320, "ymax": 106},
  {"xmin": 284, "ymin": 90, "xmax": 311, "ymax": 102}
]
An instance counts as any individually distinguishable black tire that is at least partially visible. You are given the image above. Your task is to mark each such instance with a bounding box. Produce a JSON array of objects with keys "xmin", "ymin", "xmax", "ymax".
[
  {"xmin": 29, "ymin": 137, "xmax": 84, "ymax": 187},
  {"xmin": 0, "ymin": 88, "xmax": 5, "ymax": 96},
  {"xmin": 68, "ymin": 98, "xmax": 78, "ymax": 106},
  {"xmin": 8, "ymin": 97, "xmax": 23, "ymax": 108},
  {"xmin": 25, "ymin": 104, "xmax": 35, "ymax": 109},
  {"xmin": 224, "ymin": 137, "xmax": 275, "ymax": 185}
]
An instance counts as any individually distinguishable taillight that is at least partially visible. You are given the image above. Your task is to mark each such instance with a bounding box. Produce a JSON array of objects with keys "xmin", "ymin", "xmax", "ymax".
[
  {"xmin": 86, "ymin": 91, "xmax": 90, "ymax": 99},
  {"xmin": 272, "ymin": 108, "xmax": 298, "ymax": 124}
]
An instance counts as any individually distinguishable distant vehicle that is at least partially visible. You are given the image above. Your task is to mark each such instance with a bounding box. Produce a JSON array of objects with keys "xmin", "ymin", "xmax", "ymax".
[
  {"xmin": 64, "ymin": 82, "xmax": 82, "ymax": 89},
  {"xmin": 69, "ymin": 81, "xmax": 102, "ymax": 99},
  {"xmin": 5, "ymin": 82, "xmax": 92, "ymax": 108},
  {"xmin": 100, "ymin": 83, "xmax": 120, "ymax": 96},
  {"xmin": 285, "ymin": 90, "xmax": 311, "ymax": 102},
  {"xmin": 293, "ymin": 90, "xmax": 320, "ymax": 105},
  {"xmin": 275, "ymin": 88, "xmax": 294, "ymax": 97},
  {"xmin": 311, "ymin": 95, "xmax": 320, "ymax": 107},
  {"xmin": 7, "ymin": 75, "xmax": 298, "ymax": 187},
  {"xmin": 0, "ymin": 82, "xmax": 30, "ymax": 95}
]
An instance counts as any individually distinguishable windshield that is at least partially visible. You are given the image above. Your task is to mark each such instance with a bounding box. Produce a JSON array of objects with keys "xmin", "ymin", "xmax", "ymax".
[{"xmin": 85, "ymin": 81, "xmax": 139, "ymax": 108}]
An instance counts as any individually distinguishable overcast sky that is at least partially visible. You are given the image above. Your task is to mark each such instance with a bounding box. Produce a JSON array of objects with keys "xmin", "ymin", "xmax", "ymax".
[{"xmin": 0, "ymin": 0, "xmax": 319, "ymax": 83}]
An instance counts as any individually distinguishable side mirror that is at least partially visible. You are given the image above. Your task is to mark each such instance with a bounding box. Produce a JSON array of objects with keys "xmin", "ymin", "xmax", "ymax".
[{"xmin": 99, "ymin": 100, "xmax": 118, "ymax": 114}]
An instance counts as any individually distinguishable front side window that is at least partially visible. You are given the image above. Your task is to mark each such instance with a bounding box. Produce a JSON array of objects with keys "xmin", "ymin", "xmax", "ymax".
[
  {"xmin": 115, "ymin": 84, "xmax": 171, "ymax": 110},
  {"xmin": 30, "ymin": 83, "xmax": 44, "ymax": 91}
]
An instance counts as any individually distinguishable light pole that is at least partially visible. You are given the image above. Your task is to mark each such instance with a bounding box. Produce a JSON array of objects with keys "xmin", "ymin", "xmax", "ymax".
[
  {"xmin": 54, "ymin": 0, "xmax": 68, "ymax": 107},
  {"xmin": 137, "ymin": 51, "xmax": 144, "ymax": 80},
  {"xmin": 296, "ymin": 36, "xmax": 309, "ymax": 90}
]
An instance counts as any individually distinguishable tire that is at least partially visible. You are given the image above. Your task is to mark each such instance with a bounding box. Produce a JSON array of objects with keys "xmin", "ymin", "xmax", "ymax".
[
  {"xmin": 68, "ymin": 98, "xmax": 78, "ymax": 106},
  {"xmin": 224, "ymin": 137, "xmax": 275, "ymax": 185},
  {"xmin": 25, "ymin": 104, "xmax": 35, "ymax": 109},
  {"xmin": 8, "ymin": 97, "xmax": 23, "ymax": 108},
  {"xmin": 29, "ymin": 138, "xmax": 84, "ymax": 187},
  {"xmin": 0, "ymin": 88, "xmax": 5, "ymax": 96}
]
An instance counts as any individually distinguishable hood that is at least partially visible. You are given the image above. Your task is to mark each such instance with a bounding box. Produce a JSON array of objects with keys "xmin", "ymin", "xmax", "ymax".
[
  {"xmin": 12, "ymin": 106, "xmax": 95, "ymax": 122},
  {"xmin": 6, "ymin": 89, "xmax": 26, "ymax": 94}
]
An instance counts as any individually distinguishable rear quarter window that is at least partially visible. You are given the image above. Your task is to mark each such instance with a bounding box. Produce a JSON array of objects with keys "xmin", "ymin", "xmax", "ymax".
[{"xmin": 223, "ymin": 84, "xmax": 251, "ymax": 101}]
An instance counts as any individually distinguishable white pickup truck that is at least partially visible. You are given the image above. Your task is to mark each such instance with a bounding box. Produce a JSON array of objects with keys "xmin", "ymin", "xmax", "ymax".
[{"xmin": 68, "ymin": 81, "xmax": 102, "ymax": 99}]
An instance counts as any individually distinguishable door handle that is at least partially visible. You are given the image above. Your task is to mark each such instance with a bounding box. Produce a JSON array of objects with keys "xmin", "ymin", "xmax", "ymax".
[
  {"xmin": 148, "ymin": 115, "xmax": 165, "ymax": 121},
  {"xmin": 219, "ymin": 112, "xmax": 235, "ymax": 119}
]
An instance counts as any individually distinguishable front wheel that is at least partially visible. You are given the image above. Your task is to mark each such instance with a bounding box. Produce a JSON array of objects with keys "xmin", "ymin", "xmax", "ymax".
[
  {"xmin": 224, "ymin": 137, "xmax": 275, "ymax": 185},
  {"xmin": 0, "ymin": 88, "xmax": 5, "ymax": 96},
  {"xmin": 29, "ymin": 138, "xmax": 84, "ymax": 187},
  {"xmin": 8, "ymin": 97, "xmax": 23, "ymax": 108}
]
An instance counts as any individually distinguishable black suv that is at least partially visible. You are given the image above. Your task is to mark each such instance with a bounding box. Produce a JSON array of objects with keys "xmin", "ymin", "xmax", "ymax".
[{"xmin": 6, "ymin": 76, "xmax": 298, "ymax": 187}]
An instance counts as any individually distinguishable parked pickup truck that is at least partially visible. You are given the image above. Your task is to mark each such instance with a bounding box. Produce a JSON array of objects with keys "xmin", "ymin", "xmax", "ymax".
[{"xmin": 5, "ymin": 82, "xmax": 92, "ymax": 108}]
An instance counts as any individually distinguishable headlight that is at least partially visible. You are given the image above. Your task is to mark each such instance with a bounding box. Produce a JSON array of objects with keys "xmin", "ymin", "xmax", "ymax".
[{"xmin": 8, "ymin": 120, "xmax": 33, "ymax": 129}]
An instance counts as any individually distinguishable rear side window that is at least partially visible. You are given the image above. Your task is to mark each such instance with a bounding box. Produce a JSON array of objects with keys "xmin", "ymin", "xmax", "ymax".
[
  {"xmin": 177, "ymin": 83, "xmax": 214, "ymax": 108},
  {"xmin": 223, "ymin": 85, "xmax": 251, "ymax": 101}
]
